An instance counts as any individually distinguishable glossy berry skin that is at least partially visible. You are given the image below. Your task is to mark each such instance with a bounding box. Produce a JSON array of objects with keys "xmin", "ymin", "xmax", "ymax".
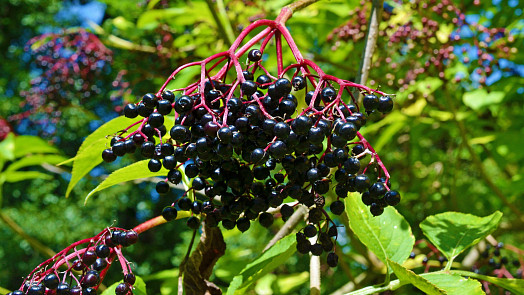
[
  {"xmin": 167, "ymin": 169, "xmax": 182, "ymax": 184},
  {"xmin": 162, "ymin": 90, "xmax": 175, "ymax": 102},
  {"xmin": 125, "ymin": 230, "xmax": 139, "ymax": 245},
  {"xmin": 102, "ymin": 149, "xmax": 117, "ymax": 162},
  {"xmin": 241, "ymin": 80, "xmax": 257, "ymax": 97},
  {"xmin": 148, "ymin": 159, "xmax": 162, "ymax": 172},
  {"xmin": 83, "ymin": 288, "xmax": 97, "ymax": 295},
  {"xmin": 369, "ymin": 182, "xmax": 387, "ymax": 199},
  {"xmin": 43, "ymin": 273, "xmax": 60, "ymax": 289},
  {"xmin": 27, "ymin": 284, "xmax": 45, "ymax": 295},
  {"xmin": 321, "ymin": 86, "xmax": 337, "ymax": 102},
  {"xmin": 157, "ymin": 99, "xmax": 173, "ymax": 115},
  {"xmin": 95, "ymin": 244, "xmax": 110, "ymax": 258},
  {"xmin": 174, "ymin": 95, "xmax": 194, "ymax": 114},
  {"xmin": 256, "ymin": 75, "xmax": 271, "ymax": 89},
  {"xmin": 115, "ymin": 283, "xmax": 130, "ymax": 295},
  {"xmin": 377, "ymin": 96, "xmax": 394, "ymax": 113},
  {"xmin": 363, "ymin": 94, "xmax": 379, "ymax": 111},
  {"xmin": 178, "ymin": 197, "xmax": 192, "ymax": 211},
  {"xmin": 8, "ymin": 291, "xmax": 25, "ymax": 295},
  {"xmin": 123, "ymin": 104, "xmax": 138, "ymax": 118},
  {"xmin": 142, "ymin": 93, "xmax": 158, "ymax": 109},
  {"xmin": 93, "ymin": 258, "xmax": 107, "ymax": 271},
  {"xmin": 124, "ymin": 273, "xmax": 136, "ymax": 285},
  {"xmin": 162, "ymin": 206, "xmax": 178, "ymax": 221},
  {"xmin": 385, "ymin": 190, "xmax": 401, "ymax": 206},
  {"xmin": 81, "ymin": 271, "xmax": 100, "ymax": 288},
  {"xmin": 248, "ymin": 49, "xmax": 262, "ymax": 62},
  {"xmin": 56, "ymin": 283, "xmax": 71, "ymax": 295},
  {"xmin": 370, "ymin": 203, "xmax": 384, "ymax": 216},
  {"xmin": 156, "ymin": 181, "xmax": 170, "ymax": 194},
  {"xmin": 70, "ymin": 287, "xmax": 82, "ymax": 295},
  {"xmin": 148, "ymin": 112, "xmax": 164, "ymax": 128},
  {"xmin": 292, "ymin": 76, "xmax": 306, "ymax": 90}
]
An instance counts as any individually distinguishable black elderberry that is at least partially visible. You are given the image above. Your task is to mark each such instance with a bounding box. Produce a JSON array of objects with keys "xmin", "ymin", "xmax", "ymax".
[
  {"xmin": 308, "ymin": 208, "xmax": 323, "ymax": 224},
  {"xmin": 305, "ymin": 91, "xmax": 320, "ymax": 107},
  {"xmin": 192, "ymin": 201, "xmax": 203, "ymax": 214},
  {"xmin": 192, "ymin": 177, "xmax": 206, "ymax": 191},
  {"xmin": 156, "ymin": 181, "xmax": 170, "ymax": 194},
  {"xmin": 124, "ymin": 273, "xmax": 136, "ymax": 285},
  {"xmin": 307, "ymin": 127, "xmax": 324, "ymax": 144},
  {"xmin": 43, "ymin": 273, "xmax": 60, "ymax": 289},
  {"xmin": 330, "ymin": 200, "xmax": 345, "ymax": 215},
  {"xmin": 222, "ymin": 219, "xmax": 236, "ymax": 230},
  {"xmin": 161, "ymin": 90, "xmax": 175, "ymax": 102},
  {"xmin": 166, "ymin": 169, "xmax": 181, "ymax": 185},
  {"xmin": 377, "ymin": 96, "xmax": 394, "ymax": 113},
  {"xmin": 269, "ymin": 140, "xmax": 287, "ymax": 159},
  {"xmin": 137, "ymin": 102, "xmax": 154, "ymax": 117},
  {"xmin": 335, "ymin": 184, "xmax": 349, "ymax": 198},
  {"xmin": 362, "ymin": 191, "xmax": 373, "ymax": 205},
  {"xmin": 250, "ymin": 148, "xmax": 266, "ymax": 163},
  {"xmin": 385, "ymin": 190, "xmax": 401, "ymax": 206},
  {"xmin": 236, "ymin": 217, "xmax": 250, "ymax": 232},
  {"xmin": 271, "ymin": 78, "xmax": 292, "ymax": 98},
  {"xmin": 81, "ymin": 271, "xmax": 100, "ymax": 288},
  {"xmin": 256, "ymin": 74, "xmax": 271, "ymax": 89},
  {"xmin": 307, "ymin": 168, "xmax": 321, "ymax": 182},
  {"xmin": 148, "ymin": 158, "xmax": 162, "ymax": 172},
  {"xmin": 311, "ymin": 243, "xmax": 323, "ymax": 256},
  {"xmin": 304, "ymin": 224, "xmax": 317, "ymax": 237},
  {"xmin": 317, "ymin": 163, "xmax": 330, "ymax": 177},
  {"xmin": 125, "ymin": 230, "xmax": 139, "ymax": 245},
  {"xmin": 354, "ymin": 174, "xmax": 371, "ymax": 192},
  {"xmin": 292, "ymin": 115, "xmax": 313, "ymax": 135},
  {"xmin": 102, "ymin": 149, "xmax": 117, "ymax": 162},
  {"xmin": 124, "ymin": 103, "xmax": 138, "ymax": 118},
  {"xmin": 369, "ymin": 203, "xmax": 384, "ymax": 216},
  {"xmin": 175, "ymin": 95, "xmax": 194, "ymax": 114},
  {"xmin": 363, "ymin": 94, "xmax": 379, "ymax": 111},
  {"xmin": 27, "ymin": 284, "xmax": 45, "ymax": 295},
  {"xmin": 241, "ymin": 80, "xmax": 258, "ymax": 97},
  {"xmin": 141, "ymin": 141, "xmax": 155, "ymax": 158},
  {"xmin": 280, "ymin": 204, "xmax": 294, "ymax": 219},
  {"xmin": 162, "ymin": 206, "xmax": 178, "ymax": 221},
  {"xmin": 70, "ymin": 287, "xmax": 82, "ymax": 295},
  {"xmin": 112, "ymin": 141, "xmax": 126, "ymax": 157},
  {"xmin": 248, "ymin": 49, "xmax": 262, "ymax": 62},
  {"xmin": 56, "ymin": 283, "xmax": 70, "ymax": 295},
  {"xmin": 142, "ymin": 93, "xmax": 158, "ymax": 109},
  {"xmin": 327, "ymin": 252, "xmax": 338, "ymax": 267},
  {"xmin": 157, "ymin": 99, "xmax": 173, "ymax": 115},
  {"xmin": 82, "ymin": 250, "xmax": 97, "ymax": 266},
  {"xmin": 132, "ymin": 133, "xmax": 145, "ymax": 146},
  {"xmin": 328, "ymin": 225, "xmax": 338, "ymax": 237},
  {"xmin": 186, "ymin": 216, "xmax": 200, "ymax": 229},
  {"xmin": 337, "ymin": 122, "xmax": 357, "ymax": 140},
  {"xmin": 352, "ymin": 144, "xmax": 365, "ymax": 156},
  {"xmin": 279, "ymin": 98, "xmax": 297, "ymax": 116},
  {"xmin": 93, "ymin": 257, "xmax": 107, "ymax": 271},
  {"xmin": 321, "ymin": 86, "xmax": 337, "ymax": 102},
  {"xmin": 115, "ymin": 283, "xmax": 129, "ymax": 295},
  {"xmin": 95, "ymin": 244, "xmax": 110, "ymax": 258},
  {"xmin": 313, "ymin": 180, "xmax": 329, "ymax": 194},
  {"xmin": 292, "ymin": 76, "xmax": 306, "ymax": 90},
  {"xmin": 259, "ymin": 212, "xmax": 274, "ymax": 227},
  {"xmin": 369, "ymin": 182, "xmax": 387, "ymax": 199},
  {"xmin": 343, "ymin": 157, "xmax": 360, "ymax": 174},
  {"xmin": 83, "ymin": 287, "xmax": 97, "ymax": 295},
  {"xmin": 242, "ymin": 70, "xmax": 254, "ymax": 81}
]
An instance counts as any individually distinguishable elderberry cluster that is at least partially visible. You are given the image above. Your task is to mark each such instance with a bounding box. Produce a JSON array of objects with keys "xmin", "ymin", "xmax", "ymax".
[
  {"xmin": 9, "ymin": 229, "xmax": 138, "ymax": 295},
  {"xmin": 103, "ymin": 43, "xmax": 399, "ymax": 268}
]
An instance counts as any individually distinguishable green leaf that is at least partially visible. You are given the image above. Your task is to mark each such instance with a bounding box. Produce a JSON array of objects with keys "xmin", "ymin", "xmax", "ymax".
[
  {"xmin": 101, "ymin": 275, "xmax": 147, "ymax": 295},
  {"xmin": 226, "ymin": 234, "xmax": 297, "ymax": 295},
  {"xmin": 420, "ymin": 211, "xmax": 502, "ymax": 263},
  {"xmin": 0, "ymin": 133, "xmax": 15, "ymax": 161},
  {"xmin": 85, "ymin": 160, "xmax": 169, "ymax": 204},
  {"xmin": 421, "ymin": 273, "xmax": 484, "ymax": 295},
  {"xmin": 463, "ymin": 89, "xmax": 505, "ymax": 110},
  {"xmin": 4, "ymin": 171, "xmax": 52, "ymax": 183},
  {"xmin": 344, "ymin": 193, "xmax": 415, "ymax": 272},
  {"xmin": 13, "ymin": 135, "xmax": 59, "ymax": 158},
  {"xmin": 6, "ymin": 155, "xmax": 66, "ymax": 172},
  {"xmin": 64, "ymin": 116, "xmax": 138, "ymax": 198},
  {"xmin": 451, "ymin": 270, "xmax": 524, "ymax": 294},
  {"xmin": 142, "ymin": 268, "xmax": 179, "ymax": 281},
  {"xmin": 388, "ymin": 259, "xmax": 445, "ymax": 294}
]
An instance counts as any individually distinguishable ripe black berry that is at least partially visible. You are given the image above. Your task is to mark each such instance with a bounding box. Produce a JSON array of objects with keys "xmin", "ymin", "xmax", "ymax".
[
  {"xmin": 43, "ymin": 273, "xmax": 60, "ymax": 289},
  {"xmin": 124, "ymin": 273, "xmax": 136, "ymax": 285},
  {"xmin": 142, "ymin": 93, "xmax": 158, "ymax": 108},
  {"xmin": 259, "ymin": 212, "xmax": 274, "ymax": 227},
  {"xmin": 93, "ymin": 258, "xmax": 107, "ymax": 271},
  {"xmin": 125, "ymin": 230, "xmax": 139, "ymax": 245},
  {"xmin": 27, "ymin": 284, "xmax": 45, "ymax": 295},
  {"xmin": 369, "ymin": 203, "xmax": 384, "ymax": 216},
  {"xmin": 167, "ymin": 169, "xmax": 182, "ymax": 184},
  {"xmin": 292, "ymin": 76, "xmax": 306, "ymax": 90},
  {"xmin": 327, "ymin": 252, "xmax": 338, "ymax": 267},
  {"xmin": 56, "ymin": 283, "xmax": 70, "ymax": 295},
  {"xmin": 310, "ymin": 243, "xmax": 323, "ymax": 256},
  {"xmin": 115, "ymin": 283, "xmax": 129, "ymax": 295},
  {"xmin": 377, "ymin": 96, "xmax": 394, "ymax": 113},
  {"xmin": 292, "ymin": 115, "xmax": 312, "ymax": 135},
  {"xmin": 95, "ymin": 244, "xmax": 110, "ymax": 258},
  {"xmin": 162, "ymin": 206, "xmax": 178, "ymax": 221},
  {"xmin": 102, "ymin": 149, "xmax": 117, "ymax": 162},
  {"xmin": 369, "ymin": 182, "xmax": 387, "ymax": 199},
  {"xmin": 304, "ymin": 224, "xmax": 317, "ymax": 237},
  {"xmin": 124, "ymin": 104, "xmax": 138, "ymax": 118},
  {"xmin": 174, "ymin": 95, "xmax": 194, "ymax": 114},
  {"xmin": 363, "ymin": 94, "xmax": 379, "ymax": 111},
  {"xmin": 385, "ymin": 190, "xmax": 401, "ymax": 206},
  {"xmin": 321, "ymin": 86, "xmax": 336, "ymax": 102},
  {"xmin": 187, "ymin": 216, "xmax": 200, "ymax": 229},
  {"xmin": 330, "ymin": 200, "xmax": 345, "ymax": 215},
  {"xmin": 236, "ymin": 217, "xmax": 250, "ymax": 232},
  {"xmin": 248, "ymin": 49, "xmax": 262, "ymax": 62},
  {"xmin": 148, "ymin": 158, "xmax": 162, "ymax": 172}
]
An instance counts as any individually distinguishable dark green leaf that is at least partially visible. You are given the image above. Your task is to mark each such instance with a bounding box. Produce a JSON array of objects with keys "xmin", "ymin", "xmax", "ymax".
[
  {"xmin": 226, "ymin": 234, "xmax": 296, "ymax": 295},
  {"xmin": 85, "ymin": 160, "xmax": 170, "ymax": 204},
  {"xmin": 345, "ymin": 193, "xmax": 415, "ymax": 272},
  {"xmin": 63, "ymin": 116, "xmax": 138, "ymax": 197},
  {"xmin": 420, "ymin": 211, "xmax": 502, "ymax": 262}
]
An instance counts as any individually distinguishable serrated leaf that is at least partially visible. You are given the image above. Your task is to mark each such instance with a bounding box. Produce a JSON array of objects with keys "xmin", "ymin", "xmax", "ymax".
[
  {"xmin": 226, "ymin": 234, "xmax": 296, "ymax": 295},
  {"xmin": 421, "ymin": 273, "xmax": 484, "ymax": 295},
  {"xmin": 389, "ymin": 259, "xmax": 446, "ymax": 294},
  {"xmin": 420, "ymin": 211, "xmax": 502, "ymax": 263},
  {"xmin": 63, "ymin": 116, "xmax": 139, "ymax": 197},
  {"xmin": 344, "ymin": 193, "xmax": 415, "ymax": 273},
  {"xmin": 6, "ymin": 155, "xmax": 66, "ymax": 172},
  {"xmin": 451, "ymin": 270, "xmax": 524, "ymax": 294},
  {"xmin": 4, "ymin": 171, "xmax": 52, "ymax": 183},
  {"xmin": 13, "ymin": 135, "xmax": 59, "ymax": 158},
  {"xmin": 101, "ymin": 275, "xmax": 147, "ymax": 295},
  {"xmin": 85, "ymin": 160, "xmax": 169, "ymax": 204},
  {"xmin": 463, "ymin": 89, "xmax": 505, "ymax": 110}
]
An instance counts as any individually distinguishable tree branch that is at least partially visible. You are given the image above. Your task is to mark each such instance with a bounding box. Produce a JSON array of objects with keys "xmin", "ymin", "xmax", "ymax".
[{"xmin": 263, "ymin": 204, "xmax": 307, "ymax": 252}]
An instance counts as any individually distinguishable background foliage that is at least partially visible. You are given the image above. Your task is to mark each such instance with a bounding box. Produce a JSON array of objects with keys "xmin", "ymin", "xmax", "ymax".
[{"xmin": 0, "ymin": 0, "xmax": 523, "ymax": 294}]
